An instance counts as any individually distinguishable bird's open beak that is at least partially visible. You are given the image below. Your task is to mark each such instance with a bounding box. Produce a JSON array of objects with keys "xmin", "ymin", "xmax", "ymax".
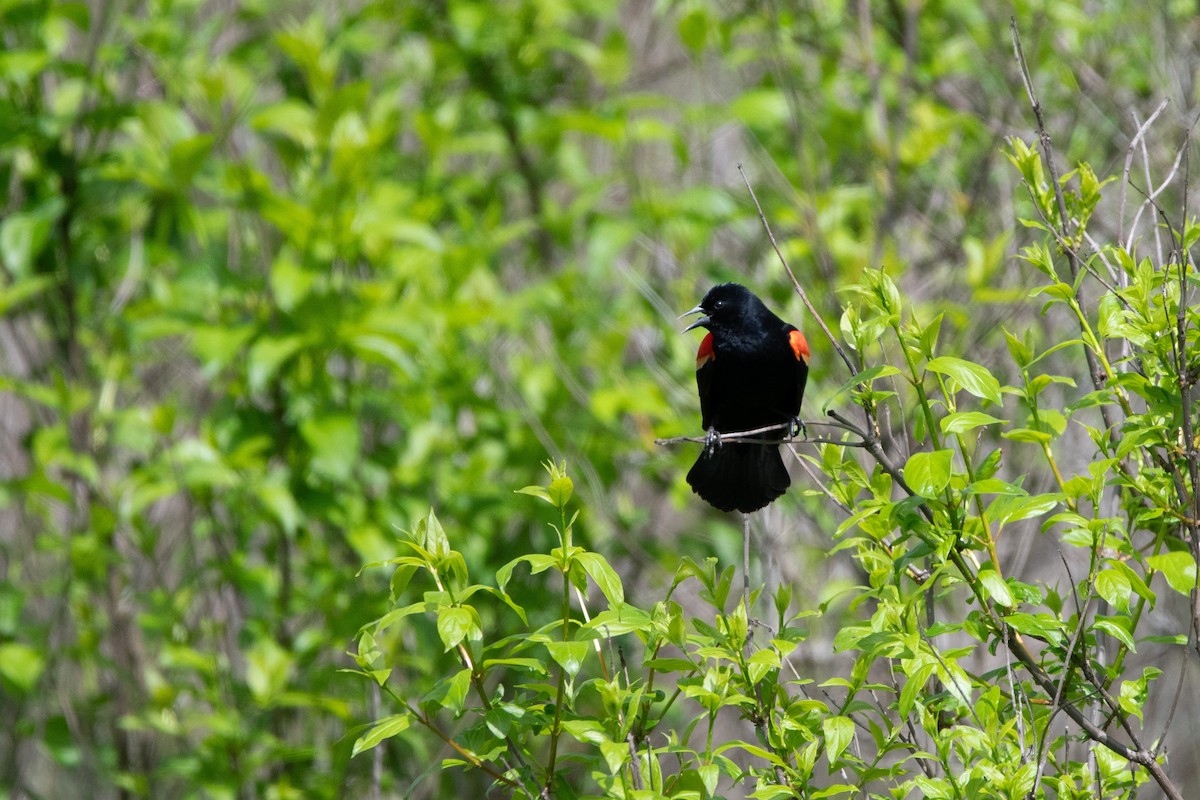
[{"xmin": 679, "ymin": 305, "xmax": 709, "ymax": 332}]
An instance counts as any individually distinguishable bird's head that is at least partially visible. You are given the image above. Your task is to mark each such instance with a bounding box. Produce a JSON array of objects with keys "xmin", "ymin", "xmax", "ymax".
[{"xmin": 679, "ymin": 283, "xmax": 760, "ymax": 334}]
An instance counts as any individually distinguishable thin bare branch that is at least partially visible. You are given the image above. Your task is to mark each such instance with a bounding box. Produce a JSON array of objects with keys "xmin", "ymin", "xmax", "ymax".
[
  {"xmin": 736, "ymin": 163, "xmax": 859, "ymax": 377},
  {"xmin": 654, "ymin": 420, "xmax": 865, "ymax": 448},
  {"xmin": 1120, "ymin": 99, "xmax": 1170, "ymax": 250}
]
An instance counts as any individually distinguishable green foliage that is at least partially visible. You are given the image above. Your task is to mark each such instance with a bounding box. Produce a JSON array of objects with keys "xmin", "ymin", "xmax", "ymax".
[
  {"xmin": 3, "ymin": 0, "xmax": 1199, "ymax": 798},
  {"xmin": 354, "ymin": 81, "xmax": 1200, "ymax": 800}
]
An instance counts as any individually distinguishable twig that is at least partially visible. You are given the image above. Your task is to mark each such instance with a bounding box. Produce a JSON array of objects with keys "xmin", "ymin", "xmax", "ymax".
[
  {"xmin": 1010, "ymin": 19, "xmax": 1077, "ymax": 281},
  {"xmin": 736, "ymin": 163, "xmax": 859, "ymax": 377},
  {"xmin": 742, "ymin": 512, "xmax": 752, "ymax": 616},
  {"xmin": 654, "ymin": 420, "xmax": 865, "ymax": 448},
  {"xmin": 1119, "ymin": 99, "xmax": 1170, "ymax": 250}
]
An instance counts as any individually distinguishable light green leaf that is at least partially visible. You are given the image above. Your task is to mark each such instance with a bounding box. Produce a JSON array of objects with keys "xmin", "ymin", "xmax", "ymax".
[
  {"xmin": 940, "ymin": 411, "xmax": 1007, "ymax": 434},
  {"xmin": 599, "ymin": 738, "xmax": 628, "ymax": 774},
  {"xmin": 1147, "ymin": 551, "xmax": 1197, "ymax": 595},
  {"xmin": 0, "ymin": 275, "xmax": 53, "ymax": 317},
  {"xmin": 1093, "ymin": 617, "xmax": 1136, "ymax": 651},
  {"xmin": 437, "ymin": 606, "xmax": 478, "ymax": 651},
  {"xmin": 828, "ymin": 365, "xmax": 903, "ymax": 403},
  {"xmin": 1097, "ymin": 291, "xmax": 1124, "ymax": 337},
  {"xmin": 575, "ymin": 551, "xmax": 623, "ymax": 605},
  {"xmin": 351, "ymin": 713, "xmax": 412, "ymax": 757},
  {"xmin": 978, "ymin": 568, "xmax": 1014, "ymax": 607},
  {"xmin": 257, "ymin": 473, "xmax": 301, "ymax": 535},
  {"xmin": 545, "ymin": 641, "xmax": 590, "ymax": 678},
  {"xmin": 1110, "ymin": 560, "xmax": 1155, "ymax": 607},
  {"xmin": 0, "ymin": 202, "xmax": 61, "ymax": 276},
  {"xmin": 731, "ymin": 88, "xmax": 788, "ymax": 128},
  {"xmin": 515, "ymin": 485, "xmax": 552, "ymax": 504},
  {"xmin": 822, "ymin": 715, "xmax": 855, "ymax": 765},
  {"xmin": 548, "ymin": 475, "xmax": 574, "ymax": 508},
  {"xmin": 926, "ymin": 356, "xmax": 1003, "ymax": 404},
  {"xmin": 246, "ymin": 638, "xmax": 293, "ymax": 706},
  {"xmin": 1003, "ymin": 612, "xmax": 1064, "ymax": 644},
  {"xmin": 904, "ymin": 449, "xmax": 953, "ymax": 498},
  {"xmin": 300, "ymin": 414, "xmax": 361, "ymax": 482},
  {"xmin": 988, "ymin": 493, "xmax": 1059, "ymax": 526},
  {"xmin": 0, "ymin": 642, "xmax": 44, "ymax": 692},
  {"xmin": 269, "ymin": 252, "xmax": 316, "ymax": 312},
  {"xmin": 698, "ymin": 763, "xmax": 719, "ymax": 796},
  {"xmin": 247, "ymin": 335, "xmax": 306, "ymax": 394},
  {"xmin": 496, "ymin": 553, "xmax": 559, "ymax": 592},
  {"xmin": 1003, "ymin": 427, "xmax": 1052, "ymax": 443},
  {"xmin": 1095, "ymin": 568, "xmax": 1132, "ymax": 612},
  {"xmin": 434, "ymin": 667, "xmax": 471, "ymax": 713}
]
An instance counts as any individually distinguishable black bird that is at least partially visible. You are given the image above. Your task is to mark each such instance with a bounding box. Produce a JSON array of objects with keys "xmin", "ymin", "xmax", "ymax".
[{"xmin": 681, "ymin": 283, "xmax": 809, "ymax": 513}]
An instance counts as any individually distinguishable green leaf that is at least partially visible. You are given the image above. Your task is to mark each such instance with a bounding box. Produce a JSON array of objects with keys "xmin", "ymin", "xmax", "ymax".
[
  {"xmin": 599, "ymin": 738, "xmax": 628, "ymax": 774},
  {"xmin": 421, "ymin": 510, "xmax": 451, "ymax": 560},
  {"xmin": 987, "ymin": 493, "xmax": 1059, "ymax": 526},
  {"xmin": 1093, "ymin": 616, "xmax": 1136, "ymax": 651},
  {"xmin": 246, "ymin": 638, "xmax": 293, "ymax": 706},
  {"xmin": 256, "ymin": 473, "xmax": 301, "ymax": 535},
  {"xmin": 731, "ymin": 88, "xmax": 789, "ymax": 129},
  {"xmin": 1004, "ymin": 327, "xmax": 1032, "ymax": 368},
  {"xmin": 822, "ymin": 715, "xmax": 855, "ymax": 766},
  {"xmin": 575, "ymin": 551, "xmax": 624, "ymax": 605},
  {"xmin": 918, "ymin": 312, "xmax": 944, "ymax": 357},
  {"xmin": 697, "ymin": 763, "xmax": 719, "ymax": 797},
  {"xmin": 1097, "ymin": 291, "xmax": 1124, "ymax": 337},
  {"xmin": 1095, "ymin": 568, "xmax": 1132, "ymax": 612},
  {"xmin": 926, "ymin": 356, "xmax": 1003, "ymax": 404},
  {"xmin": 977, "ymin": 568, "xmax": 1014, "ymax": 607},
  {"xmin": 269, "ymin": 252, "xmax": 316, "ymax": 312},
  {"xmin": 496, "ymin": 553, "xmax": 559, "ymax": 592},
  {"xmin": 351, "ymin": 713, "xmax": 412, "ymax": 757},
  {"xmin": 940, "ymin": 411, "xmax": 1006, "ymax": 434},
  {"xmin": 1147, "ymin": 552, "xmax": 1196, "ymax": 595},
  {"xmin": 828, "ymin": 365, "xmax": 902, "ymax": 403},
  {"xmin": 677, "ymin": 7, "xmax": 710, "ymax": 53},
  {"xmin": 1110, "ymin": 560, "xmax": 1155, "ymax": 607},
  {"xmin": 545, "ymin": 641, "xmax": 590, "ymax": 678},
  {"xmin": 1003, "ymin": 427, "xmax": 1052, "ymax": 443},
  {"xmin": 437, "ymin": 606, "xmax": 478, "ymax": 651},
  {"xmin": 0, "ymin": 642, "xmax": 45, "ymax": 692},
  {"xmin": 1003, "ymin": 612, "xmax": 1064, "ymax": 644},
  {"xmin": 548, "ymin": 475, "xmax": 574, "ymax": 508},
  {"xmin": 515, "ymin": 485, "xmax": 552, "ymax": 504},
  {"xmin": 300, "ymin": 414, "xmax": 362, "ymax": 482},
  {"xmin": 427, "ymin": 667, "xmax": 471, "ymax": 713},
  {"xmin": 0, "ymin": 201, "xmax": 61, "ymax": 276},
  {"xmin": 904, "ymin": 449, "xmax": 953, "ymax": 498},
  {"xmin": 0, "ymin": 275, "xmax": 53, "ymax": 317},
  {"xmin": 247, "ymin": 335, "xmax": 306, "ymax": 394},
  {"xmin": 899, "ymin": 661, "xmax": 935, "ymax": 717}
]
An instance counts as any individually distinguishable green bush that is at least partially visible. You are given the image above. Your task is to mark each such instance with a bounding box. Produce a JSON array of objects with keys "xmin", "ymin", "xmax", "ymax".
[{"xmin": 2, "ymin": 0, "xmax": 1198, "ymax": 798}]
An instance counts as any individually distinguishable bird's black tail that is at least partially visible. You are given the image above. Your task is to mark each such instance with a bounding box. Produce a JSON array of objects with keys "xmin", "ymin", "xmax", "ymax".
[{"xmin": 686, "ymin": 444, "xmax": 790, "ymax": 514}]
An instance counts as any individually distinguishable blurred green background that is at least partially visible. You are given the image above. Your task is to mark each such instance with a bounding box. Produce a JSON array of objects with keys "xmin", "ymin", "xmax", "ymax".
[{"xmin": 1, "ymin": 0, "xmax": 1197, "ymax": 797}]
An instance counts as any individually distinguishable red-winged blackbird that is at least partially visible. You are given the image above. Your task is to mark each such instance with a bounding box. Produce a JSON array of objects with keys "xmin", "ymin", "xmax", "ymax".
[{"xmin": 681, "ymin": 283, "xmax": 809, "ymax": 513}]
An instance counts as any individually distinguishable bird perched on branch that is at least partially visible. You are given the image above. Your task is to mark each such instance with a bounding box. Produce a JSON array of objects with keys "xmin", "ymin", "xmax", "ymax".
[{"xmin": 681, "ymin": 283, "xmax": 809, "ymax": 513}]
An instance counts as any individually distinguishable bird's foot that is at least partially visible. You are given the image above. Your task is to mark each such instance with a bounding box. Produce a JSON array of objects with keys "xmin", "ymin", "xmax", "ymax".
[
  {"xmin": 788, "ymin": 417, "xmax": 807, "ymax": 441},
  {"xmin": 704, "ymin": 427, "xmax": 722, "ymax": 455}
]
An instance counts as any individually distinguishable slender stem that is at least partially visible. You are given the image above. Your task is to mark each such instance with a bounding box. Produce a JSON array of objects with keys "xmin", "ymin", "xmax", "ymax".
[
  {"xmin": 543, "ymin": 506, "xmax": 573, "ymax": 798},
  {"xmin": 742, "ymin": 512, "xmax": 752, "ymax": 616},
  {"xmin": 737, "ymin": 163, "xmax": 859, "ymax": 377}
]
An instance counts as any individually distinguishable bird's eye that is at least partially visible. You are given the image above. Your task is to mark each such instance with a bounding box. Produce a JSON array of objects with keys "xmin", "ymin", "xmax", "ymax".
[{"xmin": 713, "ymin": 299, "xmax": 725, "ymax": 309}]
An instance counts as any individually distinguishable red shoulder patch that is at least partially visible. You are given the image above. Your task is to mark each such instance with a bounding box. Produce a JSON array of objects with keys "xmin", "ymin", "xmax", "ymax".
[
  {"xmin": 789, "ymin": 329, "xmax": 809, "ymax": 363},
  {"xmin": 696, "ymin": 332, "xmax": 715, "ymax": 369}
]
